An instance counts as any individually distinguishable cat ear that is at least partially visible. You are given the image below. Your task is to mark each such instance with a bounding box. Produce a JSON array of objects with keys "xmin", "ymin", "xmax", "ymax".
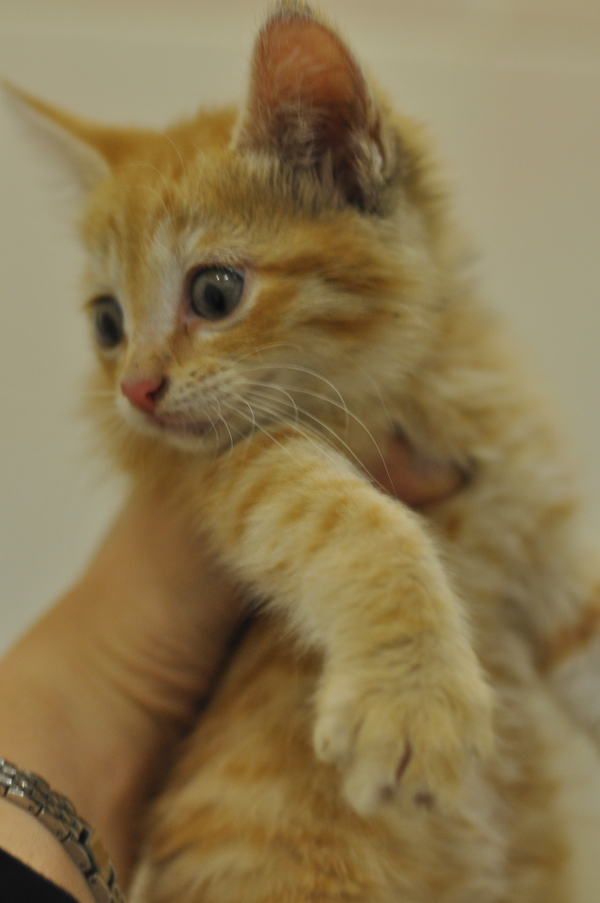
[
  {"xmin": 3, "ymin": 82, "xmax": 112, "ymax": 193},
  {"xmin": 234, "ymin": 4, "xmax": 396, "ymax": 210}
]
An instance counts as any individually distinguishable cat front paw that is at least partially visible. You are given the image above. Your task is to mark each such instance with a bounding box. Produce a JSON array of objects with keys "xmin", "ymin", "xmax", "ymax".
[{"xmin": 313, "ymin": 643, "xmax": 493, "ymax": 815}]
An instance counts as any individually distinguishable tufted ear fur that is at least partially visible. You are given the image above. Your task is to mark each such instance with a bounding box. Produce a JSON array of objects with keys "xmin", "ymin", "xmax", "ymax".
[
  {"xmin": 4, "ymin": 82, "xmax": 116, "ymax": 193},
  {"xmin": 233, "ymin": 3, "xmax": 396, "ymax": 211}
]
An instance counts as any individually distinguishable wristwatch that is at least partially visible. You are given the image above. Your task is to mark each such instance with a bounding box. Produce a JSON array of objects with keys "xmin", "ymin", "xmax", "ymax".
[{"xmin": 0, "ymin": 758, "xmax": 125, "ymax": 903}]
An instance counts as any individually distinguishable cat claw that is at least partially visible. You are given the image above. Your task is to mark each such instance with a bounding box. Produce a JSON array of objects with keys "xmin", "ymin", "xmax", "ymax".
[{"xmin": 313, "ymin": 659, "xmax": 493, "ymax": 816}]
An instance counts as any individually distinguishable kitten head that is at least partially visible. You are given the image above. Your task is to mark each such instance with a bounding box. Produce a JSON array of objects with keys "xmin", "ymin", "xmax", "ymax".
[{"xmin": 7, "ymin": 3, "xmax": 448, "ymax": 464}]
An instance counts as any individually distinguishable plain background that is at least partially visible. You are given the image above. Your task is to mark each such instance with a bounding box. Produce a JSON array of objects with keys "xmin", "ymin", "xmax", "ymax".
[{"xmin": 1, "ymin": 0, "xmax": 599, "ymax": 897}]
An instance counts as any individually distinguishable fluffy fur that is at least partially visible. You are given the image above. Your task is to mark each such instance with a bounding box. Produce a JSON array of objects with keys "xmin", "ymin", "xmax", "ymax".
[{"xmin": 9, "ymin": 3, "xmax": 600, "ymax": 900}]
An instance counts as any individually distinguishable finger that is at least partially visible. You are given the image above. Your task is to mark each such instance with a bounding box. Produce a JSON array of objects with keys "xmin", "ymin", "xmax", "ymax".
[{"xmin": 368, "ymin": 435, "xmax": 465, "ymax": 506}]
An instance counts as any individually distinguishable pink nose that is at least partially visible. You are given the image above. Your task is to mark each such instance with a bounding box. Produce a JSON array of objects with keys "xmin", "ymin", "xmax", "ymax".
[{"xmin": 120, "ymin": 377, "xmax": 166, "ymax": 413}]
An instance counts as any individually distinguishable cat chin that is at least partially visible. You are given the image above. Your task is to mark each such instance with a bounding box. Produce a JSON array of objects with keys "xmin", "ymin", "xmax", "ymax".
[
  {"xmin": 145, "ymin": 421, "xmax": 220, "ymax": 454},
  {"xmin": 122, "ymin": 409, "xmax": 245, "ymax": 456},
  {"xmin": 162, "ymin": 431, "xmax": 219, "ymax": 454},
  {"xmin": 117, "ymin": 404, "xmax": 211, "ymax": 452}
]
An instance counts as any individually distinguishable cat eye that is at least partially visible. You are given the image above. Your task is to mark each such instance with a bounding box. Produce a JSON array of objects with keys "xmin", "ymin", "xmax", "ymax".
[
  {"xmin": 189, "ymin": 266, "xmax": 244, "ymax": 321},
  {"xmin": 92, "ymin": 296, "xmax": 124, "ymax": 348}
]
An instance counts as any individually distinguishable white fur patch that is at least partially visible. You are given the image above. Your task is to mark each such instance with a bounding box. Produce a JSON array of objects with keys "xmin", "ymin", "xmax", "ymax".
[{"xmin": 550, "ymin": 629, "xmax": 600, "ymax": 742}]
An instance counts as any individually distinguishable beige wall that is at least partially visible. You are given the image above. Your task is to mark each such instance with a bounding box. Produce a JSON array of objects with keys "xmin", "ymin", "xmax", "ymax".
[{"xmin": 1, "ymin": 1, "xmax": 599, "ymax": 896}]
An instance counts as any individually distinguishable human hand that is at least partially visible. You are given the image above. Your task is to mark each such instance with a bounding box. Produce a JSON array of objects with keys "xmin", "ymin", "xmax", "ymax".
[
  {"xmin": 369, "ymin": 433, "xmax": 465, "ymax": 506},
  {"xmin": 0, "ymin": 490, "xmax": 244, "ymax": 892}
]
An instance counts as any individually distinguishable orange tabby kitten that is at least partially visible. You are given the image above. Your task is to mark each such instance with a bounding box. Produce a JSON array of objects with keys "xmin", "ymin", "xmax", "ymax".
[{"xmin": 8, "ymin": 3, "xmax": 600, "ymax": 901}]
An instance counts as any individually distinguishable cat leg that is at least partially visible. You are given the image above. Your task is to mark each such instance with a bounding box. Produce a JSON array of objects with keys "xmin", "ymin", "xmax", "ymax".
[
  {"xmin": 198, "ymin": 431, "xmax": 493, "ymax": 815},
  {"xmin": 130, "ymin": 619, "xmax": 514, "ymax": 903}
]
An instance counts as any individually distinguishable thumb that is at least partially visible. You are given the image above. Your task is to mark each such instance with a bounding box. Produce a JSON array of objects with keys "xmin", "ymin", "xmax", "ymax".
[{"xmin": 368, "ymin": 435, "xmax": 465, "ymax": 506}]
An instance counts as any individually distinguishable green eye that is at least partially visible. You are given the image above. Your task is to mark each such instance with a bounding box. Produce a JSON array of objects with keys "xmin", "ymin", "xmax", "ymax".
[
  {"xmin": 92, "ymin": 296, "xmax": 124, "ymax": 348},
  {"xmin": 189, "ymin": 266, "xmax": 244, "ymax": 321}
]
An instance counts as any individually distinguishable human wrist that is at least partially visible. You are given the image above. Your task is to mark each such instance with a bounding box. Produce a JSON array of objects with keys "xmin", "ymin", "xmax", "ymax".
[
  {"xmin": 0, "ymin": 489, "xmax": 241, "ymax": 891},
  {"xmin": 0, "ymin": 757, "xmax": 125, "ymax": 902},
  {"xmin": 0, "ymin": 626, "xmax": 142, "ymax": 881},
  {"xmin": 0, "ymin": 627, "xmax": 137, "ymax": 902},
  {"xmin": 0, "ymin": 558, "xmax": 192, "ymax": 886},
  {"xmin": 0, "ymin": 800, "xmax": 93, "ymax": 902},
  {"xmin": 0, "ymin": 493, "xmax": 241, "ymax": 880}
]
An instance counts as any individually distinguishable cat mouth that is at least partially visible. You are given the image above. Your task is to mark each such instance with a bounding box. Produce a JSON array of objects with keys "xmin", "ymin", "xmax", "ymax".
[
  {"xmin": 147, "ymin": 409, "xmax": 269, "ymax": 447},
  {"xmin": 149, "ymin": 413, "xmax": 214, "ymax": 438}
]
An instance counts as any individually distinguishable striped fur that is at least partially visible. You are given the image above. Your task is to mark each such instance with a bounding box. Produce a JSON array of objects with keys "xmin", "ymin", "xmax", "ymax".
[{"xmin": 10, "ymin": 3, "xmax": 600, "ymax": 900}]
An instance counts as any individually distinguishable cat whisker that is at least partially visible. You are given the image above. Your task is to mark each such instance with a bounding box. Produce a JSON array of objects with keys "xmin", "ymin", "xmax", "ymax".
[
  {"xmin": 230, "ymin": 342, "xmax": 304, "ymax": 366},
  {"xmin": 244, "ymin": 380, "xmax": 347, "ymax": 430},
  {"xmin": 243, "ymin": 378, "xmax": 391, "ymax": 489},
  {"xmin": 114, "ymin": 162, "xmax": 175, "ymax": 219},
  {"xmin": 207, "ymin": 392, "xmax": 236, "ymax": 456},
  {"xmin": 244, "ymin": 388, "xmax": 391, "ymax": 493},
  {"xmin": 222, "ymin": 397, "xmax": 304, "ymax": 467},
  {"xmin": 214, "ymin": 401, "xmax": 257, "ymax": 465},
  {"xmin": 158, "ymin": 132, "xmax": 190, "ymax": 195},
  {"xmin": 173, "ymin": 406, "xmax": 221, "ymax": 443},
  {"xmin": 242, "ymin": 392, "xmax": 347, "ymax": 470},
  {"xmin": 242, "ymin": 362, "xmax": 348, "ymax": 416},
  {"xmin": 115, "ymin": 160, "xmax": 173, "ymax": 197},
  {"xmin": 228, "ymin": 391, "xmax": 275, "ymax": 462},
  {"xmin": 287, "ymin": 385, "xmax": 391, "ymax": 489},
  {"xmin": 228, "ymin": 392, "xmax": 259, "ymax": 433},
  {"xmin": 141, "ymin": 184, "xmax": 174, "ymax": 220},
  {"xmin": 243, "ymin": 381, "xmax": 300, "ymax": 423},
  {"xmin": 353, "ymin": 365, "xmax": 395, "ymax": 431},
  {"xmin": 248, "ymin": 380, "xmax": 382, "ymax": 466}
]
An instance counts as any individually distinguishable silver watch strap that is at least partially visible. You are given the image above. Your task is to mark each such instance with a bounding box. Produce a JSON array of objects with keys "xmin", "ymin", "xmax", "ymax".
[{"xmin": 0, "ymin": 758, "xmax": 125, "ymax": 903}]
